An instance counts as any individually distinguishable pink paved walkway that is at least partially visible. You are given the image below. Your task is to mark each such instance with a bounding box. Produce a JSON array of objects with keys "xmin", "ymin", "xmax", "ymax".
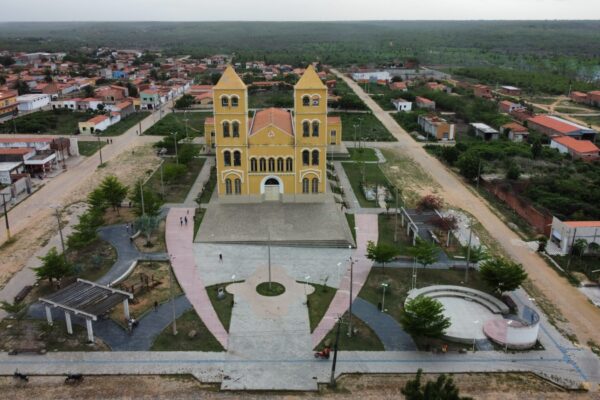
[
  {"xmin": 312, "ymin": 213, "xmax": 378, "ymax": 347},
  {"xmin": 165, "ymin": 207, "xmax": 228, "ymax": 349}
]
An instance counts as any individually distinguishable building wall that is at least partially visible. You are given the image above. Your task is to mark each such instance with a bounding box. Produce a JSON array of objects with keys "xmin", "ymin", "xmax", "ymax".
[{"xmin": 551, "ymin": 217, "xmax": 600, "ymax": 255}]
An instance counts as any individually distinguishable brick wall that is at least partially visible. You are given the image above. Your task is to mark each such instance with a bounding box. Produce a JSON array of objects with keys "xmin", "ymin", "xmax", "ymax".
[{"xmin": 482, "ymin": 180, "xmax": 553, "ymax": 236}]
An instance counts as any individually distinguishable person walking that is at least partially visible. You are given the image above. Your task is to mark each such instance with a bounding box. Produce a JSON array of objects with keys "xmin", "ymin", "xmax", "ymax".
[
  {"xmin": 219, "ymin": 253, "xmax": 223, "ymax": 263},
  {"xmin": 180, "ymin": 217, "xmax": 183, "ymax": 226},
  {"xmin": 154, "ymin": 301, "xmax": 158, "ymax": 312},
  {"xmin": 184, "ymin": 216, "xmax": 188, "ymax": 226}
]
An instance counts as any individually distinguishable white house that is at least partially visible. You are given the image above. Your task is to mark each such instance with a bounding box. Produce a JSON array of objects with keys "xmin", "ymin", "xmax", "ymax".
[
  {"xmin": 51, "ymin": 99, "xmax": 78, "ymax": 110},
  {"xmin": 17, "ymin": 94, "xmax": 51, "ymax": 112},
  {"xmin": 351, "ymin": 71, "xmax": 392, "ymax": 83},
  {"xmin": 391, "ymin": 99, "xmax": 412, "ymax": 112},
  {"xmin": 550, "ymin": 217, "xmax": 600, "ymax": 255}
]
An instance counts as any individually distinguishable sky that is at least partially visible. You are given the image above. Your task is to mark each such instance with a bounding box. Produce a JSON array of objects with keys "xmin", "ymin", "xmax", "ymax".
[{"xmin": 1, "ymin": 0, "xmax": 599, "ymax": 21}]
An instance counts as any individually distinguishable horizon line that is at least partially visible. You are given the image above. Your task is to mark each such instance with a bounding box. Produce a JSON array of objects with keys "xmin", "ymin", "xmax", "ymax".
[{"xmin": 1, "ymin": 19, "xmax": 599, "ymax": 23}]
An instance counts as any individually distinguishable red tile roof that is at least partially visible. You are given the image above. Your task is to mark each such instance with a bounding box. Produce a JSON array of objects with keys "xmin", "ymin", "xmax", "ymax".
[
  {"xmin": 85, "ymin": 115, "xmax": 109, "ymax": 125},
  {"xmin": 528, "ymin": 115, "xmax": 582, "ymax": 135},
  {"xmin": 502, "ymin": 122, "xmax": 528, "ymax": 132},
  {"xmin": 416, "ymin": 96, "xmax": 434, "ymax": 104},
  {"xmin": 564, "ymin": 221, "xmax": 600, "ymax": 228},
  {"xmin": 250, "ymin": 108, "xmax": 293, "ymax": 136},
  {"xmin": 552, "ymin": 136, "xmax": 599, "ymax": 154}
]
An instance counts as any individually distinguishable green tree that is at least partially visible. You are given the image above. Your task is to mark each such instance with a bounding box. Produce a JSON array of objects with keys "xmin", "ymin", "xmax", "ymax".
[
  {"xmin": 456, "ymin": 151, "xmax": 480, "ymax": 180},
  {"xmin": 87, "ymin": 187, "xmax": 108, "ymax": 213},
  {"xmin": 177, "ymin": 144, "xmax": 198, "ymax": 165},
  {"xmin": 365, "ymin": 240, "xmax": 399, "ymax": 270},
  {"xmin": 441, "ymin": 146, "xmax": 460, "ymax": 166},
  {"xmin": 16, "ymin": 79, "xmax": 30, "ymax": 95},
  {"xmin": 136, "ymin": 215, "xmax": 160, "ymax": 247},
  {"xmin": 163, "ymin": 163, "xmax": 187, "ymax": 183},
  {"xmin": 66, "ymin": 210, "xmax": 103, "ymax": 249},
  {"xmin": 463, "ymin": 245, "xmax": 489, "ymax": 264},
  {"xmin": 210, "ymin": 72, "xmax": 223, "ymax": 85},
  {"xmin": 409, "ymin": 238, "xmax": 439, "ymax": 269},
  {"xmin": 506, "ymin": 164, "xmax": 521, "ymax": 180},
  {"xmin": 572, "ymin": 238, "xmax": 588, "ymax": 257},
  {"xmin": 130, "ymin": 181, "xmax": 163, "ymax": 217},
  {"xmin": 34, "ymin": 247, "xmax": 72, "ymax": 284},
  {"xmin": 402, "ymin": 368, "xmax": 472, "ymax": 400},
  {"xmin": 99, "ymin": 175, "xmax": 128, "ymax": 214},
  {"xmin": 175, "ymin": 94, "xmax": 195, "ymax": 109},
  {"xmin": 479, "ymin": 258, "xmax": 528, "ymax": 294},
  {"xmin": 400, "ymin": 295, "xmax": 451, "ymax": 338},
  {"xmin": 83, "ymin": 85, "xmax": 95, "ymax": 98},
  {"xmin": 531, "ymin": 140, "xmax": 543, "ymax": 159},
  {"xmin": 0, "ymin": 301, "xmax": 28, "ymax": 330}
]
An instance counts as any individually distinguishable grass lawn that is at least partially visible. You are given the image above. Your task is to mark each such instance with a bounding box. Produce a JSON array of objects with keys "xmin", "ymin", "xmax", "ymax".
[
  {"xmin": 332, "ymin": 112, "xmax": 396, "ymax": 142},
  {"xmin": 525, "ymin": 96, "xmax": 558, "ymax": 105},
  {"xmin": 193, "ymin": 207, "xmax": 206, "ymax": 238},
  {"xmin": 0, "ymin": 109, "xmax": 89, "ymax": 135},
  {"xmin": 150, "ymin": 309, "xmax": 225, "ymax": 351},
  {"xmin": 111, "ymin": 261, "xmax": 183, "ymax": 324},
  {"xmin": 248, "ymin": 88, "xmax": 294, "ymax": 108},
  {"xmin": 206, "ymin": 283, "xmax": 234, "ymax": 332},
  {"xmin": 377, "ymin": 214, "xmax": 416, "ymax": 257},
  {"xmin": 342, "ymin": 162, "xmax": 395, "ymax": 208},
  {"xmin": 358, "ymin": 267, "xmax": 492, "ymax": 325},
  {"xmin": 317, "ymin": 312, "xmax": 384, "ymax": 351},
  {"xmin": 348, "ymin": 147, "xmax": 378, "ymax": 162},
  {"xmin": 78, "ymin": 140, "xmax": 107, "ymax": 157},
  {"xmin": 68, "ymin": 237, "xmax": 117, "ymax": 282},
  {"xmin": 98, "ymin": 112, "xmax": 150, "ymax": 136},
  {"xmin": 197, "ymin": 164, "xmax": 216, "ymax": 204},
  {"xmin": 306, "ymin": 284, "xmax": 337, "ymax": 332},
  {"xmin": 145, "ymin": 157, "xmax": 205, "ymax": 203},
  {"xmin": 144, "ymin": 112, "xmax": 207, "ymax": 136}
]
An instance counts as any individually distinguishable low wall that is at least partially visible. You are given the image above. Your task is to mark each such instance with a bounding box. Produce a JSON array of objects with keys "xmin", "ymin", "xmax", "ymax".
[{"xmin": 482, "ymin": 180, "xmax": 552, "ymax": 236}]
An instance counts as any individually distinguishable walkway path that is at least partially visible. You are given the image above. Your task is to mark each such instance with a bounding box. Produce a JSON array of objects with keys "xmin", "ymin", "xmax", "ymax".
[
  {"xmin": 333, "ymin": 161, "xmax": 360, "ymax": 210},
  {"xmin": 332, "ymin": 68, "xmax": 600, "ymax": 346},
  {"xmin": 312, "ymin": 213, "xmax": 378, "ymax": 347},
  {"xmin": 165, "ymin": 207, "xmax": 228, "ymax": 349},
  {"xmin": 183, "ymin": 156, "xmax": 214, "ymax": 205},
  {"xmin": 353, "ymin": 297, "xmax": 416, "ymax": 351},
  {"xmin": 96, "ymin": 224, "xmax": 169, "ymax": 286}
]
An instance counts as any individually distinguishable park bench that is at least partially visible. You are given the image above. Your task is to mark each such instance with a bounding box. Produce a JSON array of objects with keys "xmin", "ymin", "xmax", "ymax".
[
  {"xmin": 14, "ymin": 285, "xmax": 33, "ymax": 303},
  {"xmin": 130, "ymin": 230, "xmax": 142, "ymax": 241}
]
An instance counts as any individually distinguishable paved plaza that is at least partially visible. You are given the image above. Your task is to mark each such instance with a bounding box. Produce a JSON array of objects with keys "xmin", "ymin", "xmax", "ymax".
[
  {"xmin": 437, "ymin": 297, "xmax": 502, "ymax": 341},
  {"xmin": 195, "ymin": 200, "xmax": 354, "ymax": 247}
]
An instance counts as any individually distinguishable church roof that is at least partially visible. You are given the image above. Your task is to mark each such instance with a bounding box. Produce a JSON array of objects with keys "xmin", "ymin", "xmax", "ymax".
[
  {"xmin": 294, "ymin": 65, "xmax": 326, "ymax": 90},
  {"xmin": 250, "ymin": 108, "xmax": 293, "ymax": 136},
  {"xmin": 214, "ymin": 65, "xmax": 246, "ymax": 90}
]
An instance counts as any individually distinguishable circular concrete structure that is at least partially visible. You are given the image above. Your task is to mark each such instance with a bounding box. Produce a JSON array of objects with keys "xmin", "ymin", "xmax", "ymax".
[
  {"xmin": 483, "ymin": 306, "xmax": 540, "ymax": 350},
  {"xmin": 406, "ymin": 285, "xmax": 509, "ymax": 344}
]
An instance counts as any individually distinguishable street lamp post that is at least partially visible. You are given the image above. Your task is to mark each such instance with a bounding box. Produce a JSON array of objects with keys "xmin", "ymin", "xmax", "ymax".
[
  {"xmin": 171, "ymin": 132, "xmax": 179, "ymax": 164},
  {"xmin": 381, "ymin": 283, "xmax": 389, "ymax": 312},
  {"xmin": 347, "ymin": 255, "xmax": 355, "ymax": 337},
  {"xmin": 53, "ymin": 206, "xmax": 67, "ymax": 263},
  {"xmin": 1, "ymin": 193, "xmax": 11, "ymax": 240},
  {"xmin": 465, "ymin": 218, "xmax": 473, "ymax": 283},
  {"xmin": 169, "ymin": 254, "xmax": 178, "ymax": 336},
  {"xmin": 139, "ymin": 180, "xmax": 146, "ymax": 216}
]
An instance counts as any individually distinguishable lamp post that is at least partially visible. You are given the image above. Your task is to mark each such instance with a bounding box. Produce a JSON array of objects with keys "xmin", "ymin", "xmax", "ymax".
[
  {"xmin": 304, "ymin": 275, "xmax": 310, "ymax": 298},
  {"xmin": 347, "ymin": 255, "xmax": 355, "ymax": 337},
  {"xmin": 1, "ymin": 193, "xmax": 11, "ymax": 240},
  {"xmin": 394, "ymin": 187, "xmax": 399, "ymax": 243},
  {"xmin": 52, "ymin": 206, "xmax": 67, "ymax": 263},
  {"xmin": 381, "ymin": 282, "xmax": 389, "ymax": 312},
  {"xmin": 96, "ymin": 133, "xmax": 103, "ymax": 166},
  {"xmin": 465, "ymin": 218, "xmax": 473, "ymax": 283},
  {"xmin": 169, "ymin": 254, "xmax": 178, "ymax": 336},
  {"xmin": 170, "ymin": 132, "xmax": 179, "ymax": 164}
]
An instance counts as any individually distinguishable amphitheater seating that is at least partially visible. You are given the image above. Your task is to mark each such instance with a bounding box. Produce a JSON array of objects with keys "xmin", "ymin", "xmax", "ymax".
[{"xmin": 406, "ymin": 285, "xmax": 510, "ymax": 315}]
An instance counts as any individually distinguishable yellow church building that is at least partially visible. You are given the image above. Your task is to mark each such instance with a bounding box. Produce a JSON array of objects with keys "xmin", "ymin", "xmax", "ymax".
[{"xmin": 204, "ymin": 65, "xmax": 342, "ymax": 202}]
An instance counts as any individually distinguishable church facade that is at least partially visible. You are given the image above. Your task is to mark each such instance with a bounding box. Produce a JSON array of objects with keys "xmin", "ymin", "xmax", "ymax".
[{"xmin": 204, "ymin": 65, "xmax": 342, "ymax": 203}]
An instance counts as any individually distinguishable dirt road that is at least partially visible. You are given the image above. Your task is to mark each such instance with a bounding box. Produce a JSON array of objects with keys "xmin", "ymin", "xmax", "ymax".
[
  {"xmin": 333, "ymin": 69, "xmax": 600, "ymax": 345},
  {"xmin": 0, "ymin": 109, "xmax": 167, "ymax": 284}
]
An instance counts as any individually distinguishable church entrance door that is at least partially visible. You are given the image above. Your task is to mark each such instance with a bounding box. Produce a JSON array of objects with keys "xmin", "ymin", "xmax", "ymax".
[{"xmin": 264, "ymin": 178, "xmax": 280, "ymax": 201}]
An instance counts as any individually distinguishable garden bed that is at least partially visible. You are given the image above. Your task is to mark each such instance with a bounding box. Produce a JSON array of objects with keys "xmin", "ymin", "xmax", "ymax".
[{"xmin": 150, "ymin": 309, "xmax": 224, "ymax": 352}]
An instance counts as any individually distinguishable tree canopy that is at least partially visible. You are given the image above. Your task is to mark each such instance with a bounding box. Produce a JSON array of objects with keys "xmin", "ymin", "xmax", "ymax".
[
  {"xmin": 400, "ymin": 295, "xmax": 451, "ymax": 338},
  {"xmin": 402, "ymin": 369, "xmax": 472, "ymax": 400},
  {"xmin": 409, "ymin": 239, "xmax": 439, "ymax": 268},
  {"xmin": 366, "ymin": 240, "xmax": 399, "ymax": 269},
  {"xmin": 35, "ymin": 247, "xmax": 72, "ymax": 284},
  {"xmin": 479, "ymin": 258, "xmax": 528, "ymax": 293}
]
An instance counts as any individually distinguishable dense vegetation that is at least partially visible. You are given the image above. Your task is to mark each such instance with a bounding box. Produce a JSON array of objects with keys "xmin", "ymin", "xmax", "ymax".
[
  {"xmin": 426, "ymin": 137, "xmax": 600, "ymax": 221},
  {"xmin": 1, "ymin": 21, "xmax": 600, "ymax": 80}
]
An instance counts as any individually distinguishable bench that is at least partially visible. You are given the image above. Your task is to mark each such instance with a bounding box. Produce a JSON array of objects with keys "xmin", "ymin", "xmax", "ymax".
[
  {"xmin": 14, "ymin": 285, "xmax": 33, "ymax": 303},
  {"xmin": 130, "ymin": 230, "xmax": 142, "ymax": 241}
]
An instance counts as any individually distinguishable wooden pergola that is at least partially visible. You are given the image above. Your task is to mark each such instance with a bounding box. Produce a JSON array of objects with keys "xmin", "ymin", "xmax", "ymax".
[{"xmin": 39, "ymin": 279, "xmax": 133, "ymax": 342}]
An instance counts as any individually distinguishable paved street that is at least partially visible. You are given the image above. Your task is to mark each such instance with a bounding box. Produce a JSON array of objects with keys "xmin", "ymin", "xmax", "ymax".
[{"xmin": 332, "ymin": 68, "xmax": 600, "ymax": 346}]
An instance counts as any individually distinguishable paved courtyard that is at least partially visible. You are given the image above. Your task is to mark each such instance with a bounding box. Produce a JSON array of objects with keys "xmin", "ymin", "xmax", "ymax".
[
  {"xmin": 438, "ymin": 297, "xmax": 502, "ymax": 341},
  {"xmin": 195, "ymin": 200, "xmax": 354, "ymax": 247}
]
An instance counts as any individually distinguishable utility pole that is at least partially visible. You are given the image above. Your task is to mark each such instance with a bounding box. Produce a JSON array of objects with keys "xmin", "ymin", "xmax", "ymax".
[
  {"xmin": 97, "ymin": 134, "xmax": 103, "ymax": 165},
  {"xmin": 54, "ymin": 207, "xmax": 67, "ymax": 263},
  {"xmin": 329, "ymin": 316, "xmax": 343, "ymax": 388},
  {"xmin": 394, "ymin": 187, "xmax": 399, "ymax": 243},
  {"xmin": 169, "ymin": 256, "xmax": 177, "ymax": 336},
  {"xmin": 465, "ymin": 218, "xmax": 473, "ymax": 283},
  {"xmin": 347, "ymin": 256, "xmax": 355, "ymax": 337},
  {"xmin": 0, "ymin": 193, "xmax": 10, "ymax": 240},
  {"xmin": 139, "ymin": 180, "xmax": 145, "ymax": 216},
  {"xmin": 476, "ymin": 159, "xmax": 482, "ymax": 191},
  {"xmin": 171, "ymin": 132, "xmax": 179, "ymax": 164}
]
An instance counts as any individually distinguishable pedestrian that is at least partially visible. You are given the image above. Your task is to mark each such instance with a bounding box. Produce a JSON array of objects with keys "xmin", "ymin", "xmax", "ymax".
[
  {"xmin": 186, "ymin": 209, "xmax": 189, "ymax": 215},
  {"xmin": 180, "ymin": 217, "xmax": 183, "ymax": 226},
  {"xmin": 106, "ymin": 139, "xmax": 109, "ymax": 144},
  {"xmin": 219, "ymin": 253, "xmax": 223, "ymax": 263},
  {"xmin": 184, "ymin": 216, "xmax": 188, "ymax": 226},
  {"xmin": 154, "ymin": 300, "xmax": 158, "ymax": 312},
  {"xmin": 129, "ymin": 201, "xmax": 132, "ymax": 208},
  {"xmin": 125, "ymin": 223, "xmax": 129, "ymax": 232}
]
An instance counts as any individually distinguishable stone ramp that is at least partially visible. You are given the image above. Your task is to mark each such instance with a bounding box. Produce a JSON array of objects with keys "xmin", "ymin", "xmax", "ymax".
[
  {"xmin": 196, "ymin": 200, "xmax": 354, "ymax": 248},
  {"xmin": 221, "ymin": 363, "xmax": 318, "ymax": 391}
]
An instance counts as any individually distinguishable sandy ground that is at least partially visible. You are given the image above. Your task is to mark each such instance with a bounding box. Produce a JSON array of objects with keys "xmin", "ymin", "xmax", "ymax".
[
  {"xmin": 333, "ymin": 69, "xmax": 600, "ymax": 346},
  {"xmin": 0, "ymin": 143, "xmax": 160, "ymax": 287},
  {"xmin": 0, "ymin": 373, "xmax": 595, "ymax": 400}
]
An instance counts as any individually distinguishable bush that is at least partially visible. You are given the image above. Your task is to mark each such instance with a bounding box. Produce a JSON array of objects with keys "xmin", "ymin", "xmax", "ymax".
[{"xmin": 163, "ymin": 163, "xmax": 187, "ymax": 183}]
